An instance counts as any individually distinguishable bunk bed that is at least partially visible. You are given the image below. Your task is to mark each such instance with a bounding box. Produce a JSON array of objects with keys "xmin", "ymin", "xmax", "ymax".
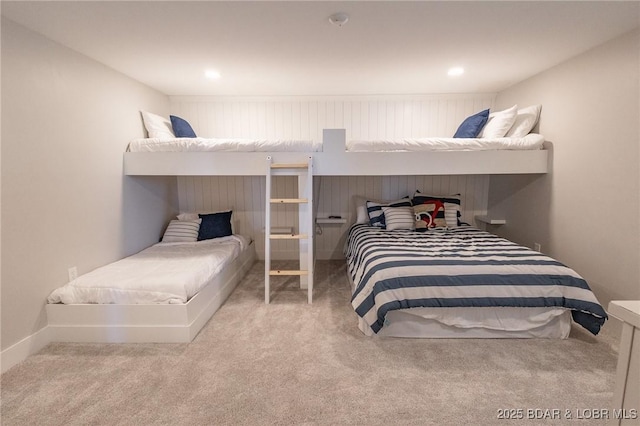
[
  {"xmin": 46, "ymin": 230, "xmax": 256, "ymax": 343},
  {"xmin": 114, "ymin": 107, "xmax": 562, "ymax": 340},
  {"xmin": 346, "ymin": 224, "xmax": 607, "ymax": 338},
  {"xmin": 124, "ymin": 129, "xmax": 549, "ymax": 176},
  {"xmin": 125, "ymin": 105, "xmax": 548, "ymax": 175}
]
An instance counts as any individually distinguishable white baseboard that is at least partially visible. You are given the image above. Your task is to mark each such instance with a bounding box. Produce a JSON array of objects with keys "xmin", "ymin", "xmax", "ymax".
[{"xmin": 1, "ymin": 326, "xmax": 52, "ymax": 374}]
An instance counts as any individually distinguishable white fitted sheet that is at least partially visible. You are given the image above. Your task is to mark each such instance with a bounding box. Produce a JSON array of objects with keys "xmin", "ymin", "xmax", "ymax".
[
  {"xmin": 347, "ymin": 133, "xmax": 544, "ymax": 152},
  {"xmin": 47, "ymin": 235, "xmax": 249, "ymax": 305},
  {"xmin": 128, "ymin": 138, "xmax": 320, "ymax": 152}
]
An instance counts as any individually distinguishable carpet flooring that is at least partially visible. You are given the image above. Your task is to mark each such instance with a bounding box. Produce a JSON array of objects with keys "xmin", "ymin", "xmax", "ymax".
[{"xmin": 1, "ymin": 260, "xmax": 620, "ymax": 425}]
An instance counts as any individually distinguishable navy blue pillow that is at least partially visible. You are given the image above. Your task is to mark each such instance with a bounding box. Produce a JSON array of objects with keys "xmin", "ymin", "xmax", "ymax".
[
  {"xmin": 170, "ymin": 115, "xmax": 197, "ymax": 138},
  {"xmin": 453, "ymin": 109, "xmax": 489, "ymax": 138},
  {"xmin": 198, "ymin": 211, "xmax": 233, "ymax": 241}
]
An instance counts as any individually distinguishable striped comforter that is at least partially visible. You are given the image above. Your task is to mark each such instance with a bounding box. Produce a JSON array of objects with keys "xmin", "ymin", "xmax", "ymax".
[{"xmin": 347, "ymin": 225, "xmax": 607, "ymax": 335}]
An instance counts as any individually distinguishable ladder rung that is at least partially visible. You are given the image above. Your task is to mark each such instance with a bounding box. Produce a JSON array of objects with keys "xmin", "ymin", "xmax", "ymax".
[
  {"xmin": 271, "ymin": 163, "xmax": 308, "ymax": 169},
  {"xmin": 269, "ymin": 234, "xmax": 308, "ymax": 240},
  {"xmin": 270, "ymin": 198, "xmax": 308, "ymax": 204},
  {"xmin": 269, "ymin": 270, "xmax": 309, "ymax": 276}
]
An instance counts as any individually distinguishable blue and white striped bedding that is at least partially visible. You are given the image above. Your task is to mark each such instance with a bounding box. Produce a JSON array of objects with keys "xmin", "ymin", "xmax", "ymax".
[{"xmin": 347, "ymin": 224, "xmax": 607, "ymax": 335}]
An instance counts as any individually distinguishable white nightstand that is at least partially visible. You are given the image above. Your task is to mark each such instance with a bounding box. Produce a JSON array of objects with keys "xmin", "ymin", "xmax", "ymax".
[{"xmin": 608, "ymin": 300, "xmax": 640, "ymax": 425}]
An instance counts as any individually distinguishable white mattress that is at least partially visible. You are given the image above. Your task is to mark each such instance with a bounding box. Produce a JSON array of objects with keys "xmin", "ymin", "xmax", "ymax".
[
  {"xmin": 47, "ymin": 235, "xmax": 249, "ymax": 305},
  {"xmin": 128, "ymin": 137, "xmax": 321, "ymax": 152},
  {"xmin": 347, "ymin": 133, "xmax": 545, "ymax": 151}
]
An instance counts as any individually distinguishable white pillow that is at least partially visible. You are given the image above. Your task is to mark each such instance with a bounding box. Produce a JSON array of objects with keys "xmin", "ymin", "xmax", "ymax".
[
  {"xmin": 353, "ymin": 195, "xmax": 372, "ymax": 224},
  {"xmin": 382, "ymin": 206, "xmax": 415, "ymax": 231},
  {"xmin": 505, "ymin": 105, "xmax": 542, "ymax": 138},
  {"xmin": 478, "ymin": 105, "xmax": 518, "ymax": 138},
  {"xmin": 177, "ymin": 212, "xmax": 200, "ymax": 221},
  {"xmin": 356, "ymin": 205, "xmax": 369, "ymax": 224},
  {"xmin": 141, "ymin": 111, "xmax": 175, "ymax": 139},
  {"xmin": 161, "ymin": 219, "xmax": 201, "ymax": 243}
]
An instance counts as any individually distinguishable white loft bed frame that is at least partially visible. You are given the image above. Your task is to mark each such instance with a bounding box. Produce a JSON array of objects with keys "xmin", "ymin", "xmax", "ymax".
[
  {"xmin": 46, "ymin": 241, "xmax": 256, "ymax": 343},
  {"xmin": 124, "ymin": 129, "xmax": 549, "ymax": 176}
]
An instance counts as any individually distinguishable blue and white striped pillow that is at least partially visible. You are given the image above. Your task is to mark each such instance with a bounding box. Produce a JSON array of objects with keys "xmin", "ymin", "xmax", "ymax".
[
  {"xmin": 381, "ymin": 206, "xmax": 416, "ymax": 231},
  {"xmin": 366, "ymin": 197, "xmax": 411, "ymax": 228},
  {"xmin": 161, "ymin": 219, "xmax": 201, "ymax": 243}
]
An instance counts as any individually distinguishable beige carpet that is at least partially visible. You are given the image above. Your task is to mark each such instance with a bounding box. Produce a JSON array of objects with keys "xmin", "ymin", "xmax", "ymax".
[{"xmin": 1, "ymin": 260, "xmax": 620, "ymax": 425}]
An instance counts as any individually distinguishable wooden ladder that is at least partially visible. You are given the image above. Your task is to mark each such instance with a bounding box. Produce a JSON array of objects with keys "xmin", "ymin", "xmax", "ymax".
[{"xmin": 265, "ymin": 156, "xmax": 314, "ymax": 304}]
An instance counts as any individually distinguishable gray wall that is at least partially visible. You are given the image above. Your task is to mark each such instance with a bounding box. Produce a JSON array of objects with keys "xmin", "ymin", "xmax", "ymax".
[
  {"xmin": 1, "ymin": 19, "xmax": 178, "ymax": 350},
  {"xmin": 490, "ymin": 30, "xmax": 640, "ymax": 323}
]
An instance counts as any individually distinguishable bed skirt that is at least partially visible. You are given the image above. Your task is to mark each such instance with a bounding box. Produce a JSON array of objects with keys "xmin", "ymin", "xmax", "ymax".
[{"xmin": 356, "ymin": 307, "xmax": 572, "ymax": 339}]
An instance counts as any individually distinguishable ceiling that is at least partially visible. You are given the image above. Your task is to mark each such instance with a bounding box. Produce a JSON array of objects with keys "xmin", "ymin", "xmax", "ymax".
[{"xmin": 2, "ymin": 1, "xmax": 639, "ymax": 97}]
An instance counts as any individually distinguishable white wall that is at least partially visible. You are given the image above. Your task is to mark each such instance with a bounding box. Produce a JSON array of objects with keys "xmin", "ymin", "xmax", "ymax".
[
  {"xmin": 489, "ymin": 30, "xmax": 640, "ymax": 313},
  {"xmin": 1, "ymin": 19, "xmax": 178, "ymax": 352}
]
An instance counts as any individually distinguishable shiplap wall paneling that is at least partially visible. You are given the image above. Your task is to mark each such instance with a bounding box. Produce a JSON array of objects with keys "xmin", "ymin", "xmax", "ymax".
[
  {"xmin": 177, "ymin": 176, "xmax": 299, "ymax": 260},
  {"xmin": 170, "ymin": 94, "xmax": 495, "ymax": 143},
  {"xmin": 178, "ymin": 175, "xmax": 489, "ymax": 260},
  {"xmin": 312, "ymin": 175, "xmax": 490, "ymax": 259}
]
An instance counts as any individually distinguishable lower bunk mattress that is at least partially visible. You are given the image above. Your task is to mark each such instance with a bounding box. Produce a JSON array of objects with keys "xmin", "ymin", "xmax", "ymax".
[
  {"xmin": 346, "ymin": 224, "xmax": 607, "ymax": 338},
  {"xmin": 46, "ymin": 235, "xmax": 255, "ymax": 343},
  {"xmin": 48, "ymin": 235, "xmax": 250, "ymax": 305}
]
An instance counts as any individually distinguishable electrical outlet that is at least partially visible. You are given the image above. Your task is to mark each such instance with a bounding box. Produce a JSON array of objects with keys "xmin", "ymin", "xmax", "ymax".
[
  {"xmin": 68, "ymin": 266, "xmax": 78, "ymax": 282},
  {"xmin": 534, "ymin": 243, "xmax": 542, "ymax": 252}
]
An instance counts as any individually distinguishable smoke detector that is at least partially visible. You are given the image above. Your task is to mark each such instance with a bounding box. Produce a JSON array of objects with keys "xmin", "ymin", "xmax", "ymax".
[{"xmin": 329, "ymin": 13, "xmax": 349, "ymax": 27}]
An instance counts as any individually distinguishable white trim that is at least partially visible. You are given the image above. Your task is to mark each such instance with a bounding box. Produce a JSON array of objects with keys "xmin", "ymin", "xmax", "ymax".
[{"xmin": 1, "ymin": 325, "xmax": 52, "ymax": 374}]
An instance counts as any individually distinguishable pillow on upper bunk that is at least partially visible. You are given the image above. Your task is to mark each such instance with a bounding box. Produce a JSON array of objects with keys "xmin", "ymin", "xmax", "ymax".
[
  {"xmin": 198, "ymin": 210, "xmax": 233, "ymax": 240},
  {"xmin": 412, "ymin": 192, "xmax": 461, "ymax": 230},
  {"xmin": 381, "ymin": 206, "xmax": 416, "ymax": 231},
  {"xmin": 170, "ymin": 115, "xmax": 197, "ymax": 138},
  {"xmin": 161, "ymin": 219, "xmax": 201, "ymax": 243},
  {"xmin": 353, "ymin": 196, "xmax": 370, "ymax": 224},
  {"xmin": 177, "ymin": 212, "xmax": 200, "ymax": 221},
  {"xmin": 453, "ymin": 109, "xmax": 489, "ymax": 138},
  {"xmin": 141, "ymin": 111, "xmax": 175, "ymax": 139},
  {"xmin": 505, "ymin": 105, "xmax": 542, "ymax": 138},
  {"xmin": 366, "ymin": 197, "xmax": 412, "ymax": 228},
  {"xmin": 478, "ymin": 104, "xmax": 518, "ymax": 138}
]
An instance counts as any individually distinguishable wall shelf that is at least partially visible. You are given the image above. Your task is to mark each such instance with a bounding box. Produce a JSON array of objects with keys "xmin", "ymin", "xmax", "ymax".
[
  {"xmin": 475, "ymin": 215, "xmax": 506, "ymax": 225},
  {"xmin": 316, "ymin": 217, "xmax": 347, "ymax": 225}
]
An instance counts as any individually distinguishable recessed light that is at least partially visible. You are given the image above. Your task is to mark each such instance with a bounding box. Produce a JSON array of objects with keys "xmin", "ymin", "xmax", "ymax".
[
  {"xmin": 205, "ymin": 69, "xmax": 221, "ymax": 80},
  {"xmin": 448, "ymin": 67, "xmax": 464, "ymax": 77}
]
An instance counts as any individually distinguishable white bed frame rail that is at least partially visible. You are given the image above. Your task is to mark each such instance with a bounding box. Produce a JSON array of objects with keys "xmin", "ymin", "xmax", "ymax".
[
  {"xmin": 124, "ymin": 129, "xmax": 549, "ymax": 176},
  {"xmin": 46, "ymin": 241, "xmax": 256, "ymax": 343}
]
